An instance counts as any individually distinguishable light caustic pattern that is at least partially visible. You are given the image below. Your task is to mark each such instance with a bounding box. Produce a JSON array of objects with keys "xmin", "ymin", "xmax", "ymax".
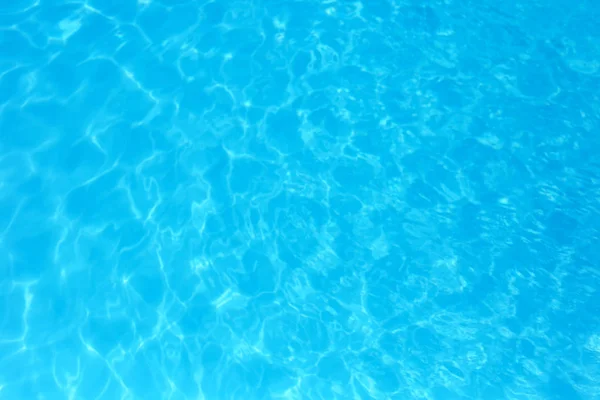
[{"xmin": 1, "ymin": 0, "xmax": 600, "ymax": 399}]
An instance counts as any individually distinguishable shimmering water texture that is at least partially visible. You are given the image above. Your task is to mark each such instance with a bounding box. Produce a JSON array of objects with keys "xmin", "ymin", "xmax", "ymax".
[{"xmin": 1, "ymin": 0, "xmax": 600, "ymax": 399}]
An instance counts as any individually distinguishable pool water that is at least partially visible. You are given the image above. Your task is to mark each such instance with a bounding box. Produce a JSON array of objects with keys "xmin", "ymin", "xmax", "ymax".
[{"xmin": 1, "ymin": 0, "xmax": 600, "ymax": 399}]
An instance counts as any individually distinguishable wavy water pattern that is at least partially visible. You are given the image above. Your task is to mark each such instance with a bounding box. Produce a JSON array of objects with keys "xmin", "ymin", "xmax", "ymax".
[{"xmin": 1, "ymin": 0, "xmax": 600, "ymax": 399}]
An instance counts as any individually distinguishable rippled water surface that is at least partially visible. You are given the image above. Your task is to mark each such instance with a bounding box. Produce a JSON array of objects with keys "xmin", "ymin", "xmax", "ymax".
[{"xmin": 1, "ymin": 0, "xmax": 600, "ymax": 399}]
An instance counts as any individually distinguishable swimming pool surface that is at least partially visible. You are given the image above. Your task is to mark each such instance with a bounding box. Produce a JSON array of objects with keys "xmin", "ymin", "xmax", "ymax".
[{"xmin": 1, "ymin": 0, "xmax": 600, "ymax": 399}]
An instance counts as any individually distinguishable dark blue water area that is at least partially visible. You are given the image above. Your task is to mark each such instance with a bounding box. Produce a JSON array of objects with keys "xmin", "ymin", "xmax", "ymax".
[{"xmin": 1, "ymin": 0, "xmax": 600, "ymax": 399}]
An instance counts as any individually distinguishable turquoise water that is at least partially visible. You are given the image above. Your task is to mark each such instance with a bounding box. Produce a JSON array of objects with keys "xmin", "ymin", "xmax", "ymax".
[{"xmin": 1, "ymin": 0, "xmax": 600, "ymax": 399}]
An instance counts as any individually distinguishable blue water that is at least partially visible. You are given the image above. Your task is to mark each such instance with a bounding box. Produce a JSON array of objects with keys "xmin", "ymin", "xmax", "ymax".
[{"xmin": 1, "ymin": 0, "xmax": 600, "ymax": 399}]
